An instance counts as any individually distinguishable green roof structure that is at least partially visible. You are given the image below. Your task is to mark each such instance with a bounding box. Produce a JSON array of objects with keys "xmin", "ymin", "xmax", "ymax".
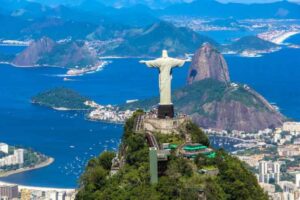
[{"xmin": 183, "ymin": 145, "xmax": 207, "ymax": 151}]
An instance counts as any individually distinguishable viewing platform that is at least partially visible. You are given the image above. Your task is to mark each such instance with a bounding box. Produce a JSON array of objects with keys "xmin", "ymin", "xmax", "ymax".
[{"xmin": 135, "ymin": 110, "xmax": 190, "ymax": 134}]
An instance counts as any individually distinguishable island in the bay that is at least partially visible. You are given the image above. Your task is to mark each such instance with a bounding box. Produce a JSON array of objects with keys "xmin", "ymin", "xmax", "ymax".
[{"xmin": 32, "ymin": 87, "xmax": 134, "ymax": 123}]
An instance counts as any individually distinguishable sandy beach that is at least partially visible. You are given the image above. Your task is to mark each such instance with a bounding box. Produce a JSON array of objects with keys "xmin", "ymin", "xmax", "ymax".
[
  {"xmin": 272, "ymin": 31, "xmax": 300, "ymax": 44},
  {"xmin": 0, "ymin": 180, "xmax": 75, "ymax": 192},
  {"xmin": 0, "ymin": 157, "xmax": 76, "ymax": 192},
  {"xmin": 258, "ymin": 30, "xmax": 300, "ymax": 45}
]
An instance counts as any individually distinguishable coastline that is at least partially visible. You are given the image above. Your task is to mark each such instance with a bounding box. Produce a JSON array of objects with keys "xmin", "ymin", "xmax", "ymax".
[
  {"xmin": 0, "ymin": 157, "xmax": 54, "ymax": 178},
  {"xmin": 66, "ymin": 61, "xmax": 108, "ymax": 77},
  {"xmin": 258, "ymin": 31, "xmax": 300, "ymax": 45},
  {"xmin": 31, "ymin": 102, "xmax": 91, "ymax": 111},
  {"xmin": 273, "ymin": 31, "xmax": 300, "ymax": 44},
  {"xmin": 0, "ymin": 180, "xmax": 75, "ymax": 192},
  {"xmin": 0, "ymin": 62, "xmax": 65, "ymax": 69}
]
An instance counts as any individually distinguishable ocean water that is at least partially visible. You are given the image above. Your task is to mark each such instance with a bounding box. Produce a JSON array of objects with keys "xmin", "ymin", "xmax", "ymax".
[
  {"xmin": 0, "ymin": 58, "xmax": 189, "ymax": 188},
  {"xmin": 0, "ymin": 46, "xmax": 26, "ymax": 55},
  {"xmin": 286, "ymin": 33, "xmax": 300, "ymax": 45},
  {"xmin": 0, "ymin": 43, "xmax": 300, "ymax": 188}
]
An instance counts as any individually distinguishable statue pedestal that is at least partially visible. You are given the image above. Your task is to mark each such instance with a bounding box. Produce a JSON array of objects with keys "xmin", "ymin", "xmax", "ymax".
[{"xmin": 158, "ymin": 105, "xmax": 174, "ymax": 119}]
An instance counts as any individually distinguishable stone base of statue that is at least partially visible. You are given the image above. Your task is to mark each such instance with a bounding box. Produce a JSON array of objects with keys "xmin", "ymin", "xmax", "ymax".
[{"xmin": 158, "ymin": 105, "xmax": 174, "ymax": 119}]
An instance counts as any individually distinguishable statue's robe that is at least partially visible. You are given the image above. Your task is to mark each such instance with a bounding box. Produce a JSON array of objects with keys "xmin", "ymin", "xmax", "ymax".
[{"xmin": 144, "ymin": 57, "xmax": 185, "ymax": 105}]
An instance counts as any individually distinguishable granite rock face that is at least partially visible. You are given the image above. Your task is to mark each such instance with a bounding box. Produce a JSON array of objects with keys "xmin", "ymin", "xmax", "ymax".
[
  {"xmin": 182, "ymin": 43, "xmax": 285, "ymax": 132},
  {"xmin": 173, "ymin": 80, "xmax": 285, "ymax": 132},
  {"xmin": 13, "ymin": 37, "xmax": 55, "ymax": 66},
  {"xmin": 187, "ymin": 43, "xmax": 230, "ymax": 85},
  {"xmin": 12, "ymin": 37, "xmax": 97, "ymax": 68}
]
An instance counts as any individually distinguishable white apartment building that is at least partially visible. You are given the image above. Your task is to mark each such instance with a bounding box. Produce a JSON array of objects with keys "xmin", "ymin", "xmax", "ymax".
[
  {"xmin": 0, "ymin": 143, "xmax": 8, "ymax": 154},
  {"xmin": 259, "ymin": 161, "xmax": 281, "ymax": 184},
  {"xmin": 0, "ymin": 149, "xmax": 24, "ymax": 167}
]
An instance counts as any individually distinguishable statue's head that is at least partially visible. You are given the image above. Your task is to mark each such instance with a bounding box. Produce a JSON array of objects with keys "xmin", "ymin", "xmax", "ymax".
[{"xmin": 162, "ymin": 50, "xmax": 168, "ymax": 58}]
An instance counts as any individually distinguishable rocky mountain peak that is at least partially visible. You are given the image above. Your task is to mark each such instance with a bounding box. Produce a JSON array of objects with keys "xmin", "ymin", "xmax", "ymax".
[
  {"xmin": 13, "ymin": 37, "xmax": 55, "ymax": 66},
  {"xmin": 187, "ymin": 43, "xmax": 230, "ymax": 85}
]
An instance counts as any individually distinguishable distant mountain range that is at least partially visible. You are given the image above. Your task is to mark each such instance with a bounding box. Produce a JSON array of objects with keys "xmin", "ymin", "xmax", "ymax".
[
  {"xmin": 3, "ymin": 28, "xmax": 276, "ymax": 67},
  {"xmin": 0, "ymin": 0, "xmax": 290, "ymax": 65},
  {"xmin": 0, "ymin": 0, "xmax": 299, "ymax": 41},
  {"xmin": 1, "ymin": 0, "xmax": 300, "ymax": 35},
  {"xmin": 105, "ymin": 21, "xmax": 218, "ymax": 57},
  {"xmin": 162, "ymin": 0, "xmax": 300, "ymax": 19},
  {"xmin": 29, "ymin": 0, "xmax": 195, "ymax": 8}
]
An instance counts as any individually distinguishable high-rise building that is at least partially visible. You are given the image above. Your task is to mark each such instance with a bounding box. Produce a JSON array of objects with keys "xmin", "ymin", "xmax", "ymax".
[
  {"xmin": 0, "ymin": 185, "xmax": 19, "ymax": 199},
  {"xmin": 259, "ymin": 161, "xmax": 268, "ymax": 183},
  {"xmin": 0, "ymin": 143, "xmax": 8, "ymax": 154},
  {"xmin": 58, "ymin": 191, "xmax": 66, "ymax": 200},
  {"xmin": 258, "ymin": 161, "xmax": 281, "ymax": 184},
  {"xmin": 274, "ymin": 161, "xmax": 281, "ymax": 183},
  {"xmin": 296, "ymin": 174, "xmax": 300, "ymax": 188},
  {"xmin": 14, "ymin": 149, "xmax": 24, "ymax": 165}
]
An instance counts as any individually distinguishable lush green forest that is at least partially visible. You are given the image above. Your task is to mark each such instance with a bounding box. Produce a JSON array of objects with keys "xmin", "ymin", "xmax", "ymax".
[
  {"xmin": 32, "ymin": 87, "xmax": 91, "ymax": 110},
  {"xmin": 76, "ymin": 111, "xmax": 268, "ymax": 200}
]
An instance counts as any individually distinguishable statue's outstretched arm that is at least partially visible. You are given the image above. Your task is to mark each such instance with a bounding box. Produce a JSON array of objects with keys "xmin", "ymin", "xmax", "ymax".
[{"xmin": 139, "ymin": 59, "xmax": 159, "ymax": 68}]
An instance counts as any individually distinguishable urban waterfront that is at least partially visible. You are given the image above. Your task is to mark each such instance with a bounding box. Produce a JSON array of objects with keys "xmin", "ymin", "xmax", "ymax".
[{"xmin": 0, "ymin": 38, "xmax": 300, "ymax": 188}]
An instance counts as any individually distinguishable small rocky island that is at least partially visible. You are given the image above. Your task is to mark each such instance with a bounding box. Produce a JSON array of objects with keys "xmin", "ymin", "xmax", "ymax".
[
  {"xmin": 32, "ymin": 87, "xmax": 92, "ymax": 110},
  {"xmin": 32, "ymin": 87, "xmax": 134, "ymax": 123}
]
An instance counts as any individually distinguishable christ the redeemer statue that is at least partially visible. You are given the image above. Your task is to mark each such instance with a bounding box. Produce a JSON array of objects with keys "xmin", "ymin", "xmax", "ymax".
[{"xmin": 140, "ymin": 50, "xmax": 188, "ymax": 119}]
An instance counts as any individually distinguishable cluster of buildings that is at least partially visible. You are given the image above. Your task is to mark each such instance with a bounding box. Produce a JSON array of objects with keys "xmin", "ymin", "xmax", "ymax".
[
  {"xmin": 0, "ymin": 184, "xmax": 76, "ymax": 200},
  {"xmin": 234, "ymin": 121, "xmax": 300, "ymax": 200},
  {"xmin": 272, "ymin": 122, "xmax": 300, "ymax": 145},
  {"xmin": 162, "ymin": 16, "xmax": 237, "ymax": 32},
  {"xmin": 258, "ymin": 27, "xmax": 300, "ymax": 44},
  {"xmin": 260, "ymin": 175, "xmax": 300, "ymax": 200},
  {"xmin": 85, "ymin": 101, "xmax": 133, "ymax": 123},
  {"xmin": 0, "ymin": 143, "xmax": 24, "ymax": 167},
  {"xmin": 241, "ymin": 160, "xmax": 300, "ymax": 199},
  {"xmin": 258, "ymin": 160, "xmax": 281, "ymax": 184}
]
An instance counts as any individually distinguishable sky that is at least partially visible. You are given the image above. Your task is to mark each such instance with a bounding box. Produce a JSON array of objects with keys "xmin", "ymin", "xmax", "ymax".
[
  {"xmin": 28, "ymin": 0, "xmax": 300, "ymax": 7},
  {"xmin": 218, "ymin": 0, "xmax": 300, "ymax": 3}
]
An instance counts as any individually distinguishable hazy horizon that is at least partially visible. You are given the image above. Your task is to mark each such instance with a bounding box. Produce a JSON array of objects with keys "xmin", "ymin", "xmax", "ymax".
[{"xmin": 28, "ymin": 0, "xmax": 300, "ymax": 6}]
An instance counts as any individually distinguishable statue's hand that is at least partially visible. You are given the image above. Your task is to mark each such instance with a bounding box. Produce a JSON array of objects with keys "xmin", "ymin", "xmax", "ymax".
[
  {"xmin": 139, "ymin": 60, "xmax": 147, "ymax": 64},
  {"xmin": 184, "ymin": 54, "xmax": 192, "ymax": 62}
]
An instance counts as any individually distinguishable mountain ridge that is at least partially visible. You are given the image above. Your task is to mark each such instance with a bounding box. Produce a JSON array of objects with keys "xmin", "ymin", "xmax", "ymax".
[{"xmin": 12, "ymin": 37, "xmax": 99, "ymax": 68}]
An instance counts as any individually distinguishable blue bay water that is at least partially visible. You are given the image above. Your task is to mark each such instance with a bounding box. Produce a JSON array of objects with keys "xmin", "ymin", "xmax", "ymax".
[
  {"xmin": 0, "ymin": 45, "xmax": 300, "ymax": 188},
  {"xmin": 286, "ymin": 33, "xmax": 300, "ymax": 45}
]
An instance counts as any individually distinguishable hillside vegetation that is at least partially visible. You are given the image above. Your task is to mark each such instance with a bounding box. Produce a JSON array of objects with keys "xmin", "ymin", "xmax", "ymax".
[{"xmin": 76, "ymin": 111, "xmax": 268, "ymax": 200}]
